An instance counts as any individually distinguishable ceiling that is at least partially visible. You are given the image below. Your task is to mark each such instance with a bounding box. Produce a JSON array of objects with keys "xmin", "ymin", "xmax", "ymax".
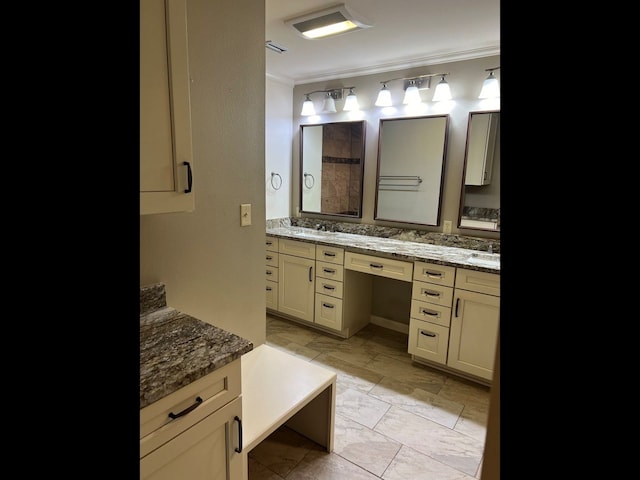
[{"xmin": 265, "ymin": 0, "xmax": 500, "ymax": 85}]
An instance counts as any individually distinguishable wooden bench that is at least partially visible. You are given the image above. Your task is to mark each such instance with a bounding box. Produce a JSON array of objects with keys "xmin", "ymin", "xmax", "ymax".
[{"xmin": 240, "ymin": 344, "xmax": 337, "ymax": 480}]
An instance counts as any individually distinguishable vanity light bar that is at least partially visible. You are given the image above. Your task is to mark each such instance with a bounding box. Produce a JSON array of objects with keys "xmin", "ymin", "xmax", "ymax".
[
  {"xmin": 375, "ymin": 73, "xmax": 449, "ymax": 106},
  {"xmin": 300, "ymin": 86, "xmax": 357, "ymax": 116}
]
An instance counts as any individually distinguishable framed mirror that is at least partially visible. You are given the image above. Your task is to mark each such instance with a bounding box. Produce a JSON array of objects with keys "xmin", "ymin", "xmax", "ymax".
[
  {"xmin": 374, "ymin": 115, "xmax": 449, "ymax": 226},
  {"xmin": 300, "ymin": 121, "xmax": 366, "ymax": 217},
  {"xmin": 458, "ymin": 111, "xmax": 500, "ymax": 231}
]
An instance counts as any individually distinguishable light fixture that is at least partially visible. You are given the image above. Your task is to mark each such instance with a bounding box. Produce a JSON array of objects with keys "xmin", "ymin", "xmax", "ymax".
[
  {"xmin": 375, "ymin": 73, "xmax": 449, "ymax": 107},
  {"xmin": 300, "ymin": 87, "xmax": 358, "ymax": 116},
  {"xmin": 301, "ymin": 94, "xmax": 316, "ymax": 116},
  {"xmin": 342, "ymin": 87, "xmax": 359, "ymax": 111},
  {"xmin": 322, "ymin": 92, "xmax": 337, "ymax": 113},
  {"xmin": 285, "ymin": 3, "xmax": 373, "ymax": 40},
  {"xmin": 432, "ymin": 75, "xmax": 452, "ymax": 102},
  {"xmin": 374, "ymin": 83, "xmax": 392, "ymax": 107},
  {"xmin": 479, "ymin": 67, "xmax": 500, "ymax": 99}
]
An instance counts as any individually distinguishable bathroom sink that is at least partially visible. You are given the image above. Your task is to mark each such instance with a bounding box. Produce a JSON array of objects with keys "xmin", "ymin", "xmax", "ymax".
[{"xmin": 466, "ymin": 252, "xmax": 500, "ymax": 268}]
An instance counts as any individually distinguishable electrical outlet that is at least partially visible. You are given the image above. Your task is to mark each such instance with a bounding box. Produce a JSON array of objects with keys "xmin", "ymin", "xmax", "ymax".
[
  {"xmin": 443, "ymin": 220, "xmax": 452, "ymax": 234},
  {"xmin": 240, "ymin": 204, "xmax": 251, "ymax": 226}
]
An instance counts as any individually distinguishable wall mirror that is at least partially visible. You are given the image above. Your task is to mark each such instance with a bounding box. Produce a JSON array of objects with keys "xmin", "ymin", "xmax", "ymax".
[
  {"xmin": 458, "ymin": 111, "xmax": 500, "ymax": 231},
  {"xmin": 300, "ymin": 121, "xmax": 366, "ymax": 217},
  {"xmin": 374, "ymin": 115, "xmax": 449, "ymax": 226}
]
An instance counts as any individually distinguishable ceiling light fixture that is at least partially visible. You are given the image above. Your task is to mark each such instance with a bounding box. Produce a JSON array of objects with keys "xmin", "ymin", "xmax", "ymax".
[
  {"xmin": 375, "ymin": 73, "xmax": 449, "ymax": 106},
  {"xmin": 285, "ymin": 3, "xmax": 373, "ymax": 40},
  {"xmin": 479, "ymin": 67, "xmax": 500, "ymax": 99},
  {"xmin": 300, "ymin": 87, "xmax": 358, "ymax": 116}
]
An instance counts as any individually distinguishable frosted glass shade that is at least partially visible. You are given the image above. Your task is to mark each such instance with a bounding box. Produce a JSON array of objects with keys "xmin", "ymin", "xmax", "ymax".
[
  {"xmin": 375, "ymin": 86, "xmax": 392, "ymax": 107},
  {"xmin": 432, "ymin": 77, "xmax": 451, "ymax": 101},
  {"xmin": 343, "ymin": 92, "xmax": 359, "ymax": 111},
  {"xmin": 322, "ymin": 95, "xmax": 337, "ymax": 113},
  {"xmin": 479, "ymin": 73, "xmax": 500, "ymax": 98},
  {"xmin": 301, "ymin": 98, "xmax": 315, "ymax": 116},
  {"xmin": 403, "ymin": 85, "xmax": 422, "ymax": 105}
]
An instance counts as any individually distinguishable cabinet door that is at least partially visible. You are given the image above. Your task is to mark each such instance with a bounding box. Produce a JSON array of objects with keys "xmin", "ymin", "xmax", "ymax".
[
  {"xmin": 278, "ymin": 254, "xmax": 315, "ymax": 322},
  {"xmin": 140, "ymin": 396, "xmax": 242, "ymax": 480},
  {"xmin": 140, "ymin": 0, "xmax": 195, "ymax": 215},
  {"xmin": 448, "ymin": 289, "xmax": 499, "ymax": 381}
]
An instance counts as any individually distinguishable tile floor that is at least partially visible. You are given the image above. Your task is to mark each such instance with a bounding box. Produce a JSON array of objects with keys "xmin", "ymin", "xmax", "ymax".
[{"xmin": 247, "ymin": 313, "xmax": 491, "ymax": 480}]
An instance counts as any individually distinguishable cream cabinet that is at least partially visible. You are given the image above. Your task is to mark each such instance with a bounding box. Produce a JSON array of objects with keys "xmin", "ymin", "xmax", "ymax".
[
  {"xmin": 277, "ymin": 239, "xmax": 316, "ymax": 322},
  {"xmin": 314, "ymin": 245, "xmax": 345, "ymax": 332},
  {"xmin": 448, "ymin": 268, "xmax": 500, "ymax": 381},
  {"xmin": 140, "ymin": 0, "xmax": 195, "ymax": 215},
  {"xmin": 266, "ymin": 236, "xmax": 279, "ymax": 311},
  {"xmin": 140, "ymin": 359, "xmax": 243, "ymax": 479},
  {"xmin": 408, "ymin": 262, "xmax": 456, "ymax": 365}
]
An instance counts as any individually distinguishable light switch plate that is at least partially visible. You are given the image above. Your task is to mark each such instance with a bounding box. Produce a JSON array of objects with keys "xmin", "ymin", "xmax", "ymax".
[
  {"xmin": 443, "ymin": 220, "xmax": 452, "ymax": 234},
  {"xmin": 241, "ymin": 204, "xmax": 251, "ymax": 226}
]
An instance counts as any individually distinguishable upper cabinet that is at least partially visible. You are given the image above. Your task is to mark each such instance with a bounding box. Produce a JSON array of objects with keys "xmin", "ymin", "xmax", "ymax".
[
  {"xmin": 140, "ymin": 0, "xmax": 195, "ymax": 215},
  {"xmin": 464, "ymin": 112, "xmax": 499, "ymax": 186}
]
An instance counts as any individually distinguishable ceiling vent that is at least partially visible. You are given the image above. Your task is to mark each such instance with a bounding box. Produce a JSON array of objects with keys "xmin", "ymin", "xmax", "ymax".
[{"xmin": 265, "ymin": 40, "xmax": 288, "ymax": 54}]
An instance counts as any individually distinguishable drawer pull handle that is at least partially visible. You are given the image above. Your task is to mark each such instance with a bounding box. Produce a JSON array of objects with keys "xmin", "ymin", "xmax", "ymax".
[
  {"xmin": 455, "ymin": 298, "xmax": 460, "ymax": 317},
  {"xmin": 323, "ymin": 284, "xmax": 335, "ymax": 290},
  {"xmin": 266, "ymin": 286, "xmax": 272, "ymax": 291},
  {"xmin": 422, "ymin": 289, "xmax": 441, "ymax": 298},
  {"xmin": 266, "ymin": 255, "xmax": 273, "ymax": 260},
  {"xmin": 322, "ymin": 303, "xmax": 335, "ymax": 309},
  {"xmin": 234, "ymin": 416, "xmax": 243, "ymax": 453},
  {"xmin": 323, "ymin": 252, "xmax": 336, "ymax": 257},
  {"xmin": 309, "ymin": 266, "xmax": 313, "ymax": 282},
  {"xmin": 183, "ymin": 161, "xmax": 193, "ymax": 193},
  {"xmin": 266, "ymin": 241, "xmax": 272, "ymax": 246},
  {"xmin": 424, "ymin": 270, "xmax": 442, "ymax": 278},
  {"xmin": 421, "ymin": 308, "xmax": 439, "ymax": 317},
  {"xmin": 323, "ymin": 268, "xmax": 336, "ymax": 274},
  {"xmin": 266, "ymin": 270, "xmax": 272, "ymax": 275},
  {"xmin": 168, "ymin": 396, "xmax": 203, "ymax": 419},
  {"xmin": 370, "ymin": 263, "xmax": 384, "ymax": 269},
  {"xmin": 420, "ymin": 330, "xmax": 436, "ymax": 338}
]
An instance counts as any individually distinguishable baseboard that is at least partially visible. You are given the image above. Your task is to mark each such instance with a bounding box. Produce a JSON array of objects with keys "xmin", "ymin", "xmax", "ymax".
[{"xmin": 370, "ymin": 315, "xmax": 409, "ymax": 335}]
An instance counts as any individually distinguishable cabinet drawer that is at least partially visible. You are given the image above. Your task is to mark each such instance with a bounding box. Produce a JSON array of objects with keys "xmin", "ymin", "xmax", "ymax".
[
  {"xmin": 413, "ymin": 261, "xmax": 456, "ymax": 287},
  {"xmin": 315, "ymin": 278, "xmax": 343, "ymax": 298},
  {"xmin": 266, "ymin": 236, "xmax": 278, "ymax": 252},
  {"xmin": 316, "ymin": 245, "xmax": 344, "ymax": 265},
  {"xmin": 455, "ymin": 268, "xmax": 500, "ymax": 296},
  {"xmin": 408, "ymin": 318, "xmax": 449, "ymax": 365},
  {"xmin": 140, "ymin": 359, "xmax": 241, "ymax": 456},
  {"xmin": 316, "ymin": 261, "xmax": 344, "ymax": 282},
  {"xmin": 314, "ymin": 294, "xmax": 343, "ymax": 331},
  {"xmin": 266, "ymin": 252, "xmax": 279, "ymax": 267},
  {"xmin": 266, "ymin": 266, "xmax": 279, "ymax": 282},
  {"xmin": 279, "ymin": 238, "xmax": 316, "ymax": 259},
  {"xmin": 411, "ymin": 281, "xmax": 453, "ymax": 307},
  {"xmin": 410, "ymin": 298, "xmax": 451, "ymax": 327},
  {"xmin": 266, "ymin": 280, "xmax": 278, "ymax": 310},
  {"xmin": 344, "ymin": 252, "xmax": 413, "ymax": 282}
]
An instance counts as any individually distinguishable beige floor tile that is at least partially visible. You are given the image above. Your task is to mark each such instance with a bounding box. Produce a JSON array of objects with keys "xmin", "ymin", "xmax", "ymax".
[
  {"xmin": 333, "ymin": 413, "xmax": 401, "ymax": 477},
  {"xmin": 286, "ymin": 449, "xmax": 382, "ymax": 480},
  {"xmin": 247, "ymin": 456, "xmax": 286, "ymax": 480},
  {"xmin": 382, "ymin": 445, "xmax": 477, "ymax": 480},
  {"xmin": 311, "ymin": 352, "xmax": 383, "ymax": 394},
  {"xmin": 369, "ymin": 376, "xmax": 464, "ymax": 428},
  {"xmin": 266, "ymin": 336, "xmax": 322, "ymax": 361},
  {"xmin": 336, "ymin": 386, "xmax": 391, "ymax": 428},
  {"xmin": 374, "ymin": 405, "xmax": 484, "ymax": 476},
  {"xmin": 248, "ymin": 426, "xmax": 320, "ymax": 478},
  {"xmin": 367, "ymin": 354, "xmax": 448, "ymax": 394}
]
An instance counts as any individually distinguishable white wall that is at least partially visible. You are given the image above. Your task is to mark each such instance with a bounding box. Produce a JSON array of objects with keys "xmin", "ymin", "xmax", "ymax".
[
  {"xmin": 265, "ymin": 76, "xmax": 293, "ymax": 220},
  {"xmin": 140, "ymin": 0, "xmax": 266, "ymax": 346},
  {"xmin": 290, "ymin": 56, "xmax": 501, "ymax": 238}
]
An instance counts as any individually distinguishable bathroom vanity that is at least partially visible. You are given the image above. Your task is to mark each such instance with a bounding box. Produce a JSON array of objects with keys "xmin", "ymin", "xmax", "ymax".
[{"xmin": 265, "ymin": 224, "xmax": 500, "ymax": 385}]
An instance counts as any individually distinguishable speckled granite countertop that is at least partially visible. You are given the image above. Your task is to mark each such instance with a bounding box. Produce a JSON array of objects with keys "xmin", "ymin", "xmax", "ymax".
[
  {"xmin": 140, "ymin": 283, "xmax": 253, "ymax": 409},
  {"xmin": 266, "ymin": 225, "xmax": 500, "ymax": 273}
]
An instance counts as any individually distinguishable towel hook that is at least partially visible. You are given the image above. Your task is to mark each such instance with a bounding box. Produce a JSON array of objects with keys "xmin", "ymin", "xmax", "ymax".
[{"xmin": 303, "ymin": 172, "xmax": 315, "ymax": 189}]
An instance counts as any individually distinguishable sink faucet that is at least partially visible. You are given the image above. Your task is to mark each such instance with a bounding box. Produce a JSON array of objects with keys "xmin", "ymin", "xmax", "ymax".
[{"xmin": 487, "ymin": 242, "xmax": 493, "ymax": 254}]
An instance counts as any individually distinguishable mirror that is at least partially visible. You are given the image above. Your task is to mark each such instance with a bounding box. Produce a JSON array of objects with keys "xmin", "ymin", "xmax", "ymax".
[
  {"xmin": 458, "ymin": 111, "xmax": 500, "ymax": 231},
  {"xmin": 374, "ymin": 115, "xmax": 449, "ymax": 226},
  {"xmin": 300, "ymin": 121, "xmax": 366, "ymax": 217}
]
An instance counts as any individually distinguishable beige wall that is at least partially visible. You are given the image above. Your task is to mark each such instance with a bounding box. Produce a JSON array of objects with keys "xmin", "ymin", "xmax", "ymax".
[{"xmin": 140, "ymin": 0, "xmax": 266, "ymax": 346}]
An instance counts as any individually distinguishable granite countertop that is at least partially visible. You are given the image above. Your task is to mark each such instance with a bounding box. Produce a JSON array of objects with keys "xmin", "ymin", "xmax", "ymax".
[
  {"xmin": 266, "ymin": 225, "xmax": 500, "ymax": 273},
  {"xmin": 140, "ymin": 283, "xmax": 253, "ymax": 409}
]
